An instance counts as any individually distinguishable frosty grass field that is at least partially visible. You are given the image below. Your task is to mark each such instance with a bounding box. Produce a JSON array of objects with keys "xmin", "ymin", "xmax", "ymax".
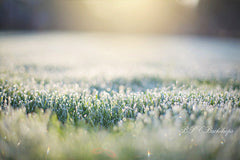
[{"xmin": 0, "ymin": 32, "xmax": 240, "ymax": 160}]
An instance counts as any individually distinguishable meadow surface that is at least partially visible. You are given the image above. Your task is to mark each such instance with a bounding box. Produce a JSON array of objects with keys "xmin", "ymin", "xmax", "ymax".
[{"xmin": 0, "ymin": 32, "xmax": 240, "ymax": 160}]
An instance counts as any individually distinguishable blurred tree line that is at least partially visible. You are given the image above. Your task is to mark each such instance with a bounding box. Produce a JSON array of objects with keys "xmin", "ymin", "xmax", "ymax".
[
  {"xmin": 198, "ymin": 0, "xmax": 240, "ymax": 36},
  {"xmin": 0, "ymin": 0, "xmax": 240, "ymax": 36}
]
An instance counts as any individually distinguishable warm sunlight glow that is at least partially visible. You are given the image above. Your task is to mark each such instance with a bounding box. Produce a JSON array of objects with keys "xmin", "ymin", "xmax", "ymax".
[
  {"xmin": 52, "ymin": 0, "xmax": 195, "ymax": 32},
  {"xmin": 177, "ymin": 0, "xmax": 199, "ymax": 8},
  {"xmin": 81, "ymin": 0, "xmax": 164, "ymax": 31}
]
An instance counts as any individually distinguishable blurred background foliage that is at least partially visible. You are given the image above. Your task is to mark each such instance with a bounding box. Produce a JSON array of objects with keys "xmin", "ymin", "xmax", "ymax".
[{"xmin": 0, "ymin": 0, "xmax": 240, "ymax": 36}]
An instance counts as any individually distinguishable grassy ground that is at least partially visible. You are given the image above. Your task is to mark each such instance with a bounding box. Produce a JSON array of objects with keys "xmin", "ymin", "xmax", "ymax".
[{"xmin": 0, "ymin": 32, "xmax": 240, "ymax": 160}]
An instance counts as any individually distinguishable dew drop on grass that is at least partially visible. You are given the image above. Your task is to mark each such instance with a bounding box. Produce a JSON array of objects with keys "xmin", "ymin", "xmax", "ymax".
[
  {"xmin": 17, "ymin": 141, "xmax": 21, "ymax": 146},
  {"xmin": 147, "ymin": 151, "xmax": 151, "ymax": 157},
  {"xmin": 47, "ymin": 146, "xmax": 50, "ymax": 155}
]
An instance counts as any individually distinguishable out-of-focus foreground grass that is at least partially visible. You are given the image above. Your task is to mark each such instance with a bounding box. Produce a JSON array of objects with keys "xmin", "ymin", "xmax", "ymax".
[{"xmin": 0, "ymin": 105, "xmax": 240, "ymax": 160}]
